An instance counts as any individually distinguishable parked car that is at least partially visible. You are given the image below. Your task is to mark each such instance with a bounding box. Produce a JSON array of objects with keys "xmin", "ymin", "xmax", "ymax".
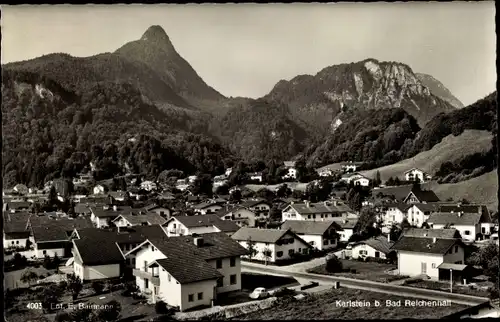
[{"xmin": 249, "ymin": 287, "xmax": 269, "ymax": 299}]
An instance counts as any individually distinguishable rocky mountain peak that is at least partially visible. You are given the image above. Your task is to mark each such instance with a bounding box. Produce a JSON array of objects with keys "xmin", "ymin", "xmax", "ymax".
[{"xmin": 140, "ymin": 25, "xmax": 174, "ymax": 48}]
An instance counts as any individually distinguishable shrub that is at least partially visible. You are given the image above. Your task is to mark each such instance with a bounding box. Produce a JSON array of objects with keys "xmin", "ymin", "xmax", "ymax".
[
  {"xmin": 273, "ymin": 287, "xmax": 296, "ymax": 298},
  {"xmin": 325, "ymin": 255, "xmax": 343, "ymax": 273},
  {"xmin": 92, "ymin": 281, "xmax": 105, "ymax": 295},
  {"xmin": 155, "ymin": 300, "xmax": 168, "ymax": 314}
]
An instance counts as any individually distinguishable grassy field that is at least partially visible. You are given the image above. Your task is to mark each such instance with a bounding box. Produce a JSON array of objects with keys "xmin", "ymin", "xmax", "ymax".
[
  {"xmin": 360, "ymin": 130, "xmax": 493, "ymax": 182},
  {"xmin": 238, "ymin": 287, "xmax": 468, "ymax": 320},
  {"xmin": 307, "ymin": 259, "xmax": 401, "ymax": 283},
  {"xmin": 426, "ymin": 170, "xmax": 498, "ymax": 211},
  {"xmin": 407, "ymin": 280, "xmax": 492, "ymax": 298}
]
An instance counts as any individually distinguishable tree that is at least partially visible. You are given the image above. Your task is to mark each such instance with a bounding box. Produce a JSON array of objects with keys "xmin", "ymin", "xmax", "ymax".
[
  {"xmin": 70, "ymin": 306, "xmax": 97, "ymax": 322},
  {"xmin": 346, "ymin": 188, "xmax": 363, "ymax": 212},
  {"xmin": 215, "ymin": 184, "xmax": 229, "ymax": 196},
  {"xmin": 325, "ymin": 254, "xmax": 343, "ymax": 273},
  {"xmin": 246, "ymin": 238, "xmax": 258, "ymax": 259},
  {"xmin": 52, "ymin": 253, "xmax": 61, "ymax": 271},
  {"xmin": 389, "ymin": 225, "xmax": 403, "ymax": 242},
  {"xmin": 261, "ymin": 246, "xmax": 272, "ymax": 265},
  {"xmin": 191, "ymin": 173, "xmax": 213, "ymax": 196},
  {"xmin": 67, "ymin": 273, "xmax": 83, "ymax": 301},
  {"xmin": 43, "ymin": 255, "xmax": 52, "ymax": 269},
  {"xmin": 256, "ymin": 188, "xmax": 275, "ymax": 201},
  {"xmin": 466, "ymin": 242, "xmax": 499, "ymax": 284},
  {"xmin": 21, "ymin": 269, "xmax": 39, "ymax": 287},
  {"xmin": 49, "ymin": 185, "xmax": 58, "ymax": 206},
  {"xmin": 276, "ymin": 184, "xmax": 291, "ymax": 198},
  {"xmin": 355, "ymin": 208, "xmax": 379, "ymax": 235},
  {"xmin": 291, "ymin": 189, "xmax": 303, "ymax": 200},
  {"xmin": 96, "ymin": 300, "xmax": 121, "ymax": 321},
  {"xmin": 41, "ymin": 284, "xmax": 63, "ymax": 313},
  {"xmin": 229, "ymin": 189, "xmax": 242, "ymax": 202}
]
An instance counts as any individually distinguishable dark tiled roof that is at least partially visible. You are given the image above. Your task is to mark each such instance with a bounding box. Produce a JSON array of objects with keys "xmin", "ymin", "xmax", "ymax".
[
  {"xmin": 3, "ymin": 212, "xmax": 31, "ymax": 233},
  {"xmin": 355, "ymin": 236, "xmax": 394, "ymax": 254},
  {"xmin": 391, "ymin": 236, "xmax": 461, "ymax": 254},
  {"xmin": 29, "ymin": 216, "xmax": 93, "ymax": 231},
  {"xmin": 144, "ymin": 203, "xmax": 160, "ymax": 211},
  {"xmin": 74, "ymin": 204, "xmax": 91, "ymax": 214},
  {"xmin": 374, "ymin": 185, "xmax": 414, "ymax": 201},
  {"xmin": 331, "ymin": 217, "xmax": 358, "ymax": 229},
  {"xmin": 116, "ymin": 213, "xmax": 167, "ymax": 226},
  {"xmin": 154, "ymin": 258, "xmax": 221, "ymax": 284},
  {"xmin": 171, "ymin": 215, "xmax": 239, "ymax": 233},
  {"xmin": 410, "ymin": 203, "xmax": 440, "ymax": 213},
  {"xmin": 428, "ymin": 212, "xmax": 485, "ymax": 226},
  {"xmin": 239, "ymin": 199, "xmax": 270, "ymax": 208},
  {"xmin": 402, "ymin": 228, "xmax": 462, "ymax": 239},
  {"xmin": 74, "ymin": 238, "xmax": 124, "ymax": 265},
  {"xmin": 405, "ymin": 188, "xmax": 440, "ymax": 203},
  {"xmin": 32, "ymin": 226, "xmax": 69, "ymax": 242},
  {"xmin": 74, "ymin": 225, "xmax": 167, "ymax": 245},
  {"xmin": 193, "ymin": 202, "xmax": 223, "ymax": 210},
  {"xmin": 231, "ymin": 227, "xmax": 306, "ymax": 244},
  {"xmin": 280, "ymin": 220, "xmax": 341, "ymax": 235},
  {"xmin": 386, "ymin": 203, "xmax": 412, "ymax": 213},
  {"xmin": 4, "ymin": 231, "xmax": 30, "ymax": 239},
  {"xmin": 288, "ymin": 202, "xmax": 353, "ymax": 215}
]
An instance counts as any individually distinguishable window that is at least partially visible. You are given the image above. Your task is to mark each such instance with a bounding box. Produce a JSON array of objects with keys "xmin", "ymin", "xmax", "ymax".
[
  {"xmin": 16, "ymin": 241, "xmax": 19, "ymax": 244},
  {"xmin": 455, "ymin": 245, "xmax": 458, "ymax": 253},
  {"xmin": 309, "ymin": 241, "xmax": 315, "ymax": 245},
  {"xmin": 298, "ymin": 248, "xmax": 302, "ymax": 253},
  {"xmin": 198, "ymin": 292, "xmax": 203, "ymax": 300},
  {"xmin": 216, "ymin": 259, "xmax": 222, "ymax": 269},
  {"xmin": 145, "ymin": 279, "xmax": 149, "ymax": 289},
  {"xmin": 324, "ymin": 240, "xmax": 329, "ymax": 245},
  {"xmin": 432, "ymin": 263, "xmax": 436, "ymax": 268},
  {"xmin": 308, "ymin": 215, "xmax": 311, "ymax": 219},
  {"xmin": 160, "ymin": 211, "xmax": 165, "ymax": 216},
  {"xmin": 288, "ymin": 249, "xmax": 294, "ymax": 256},
  {"xmin": 132, "ymin": 258, "xmax": 136, "ymax": 266},
  {"xmin": 482, "ymin": 227, "xmax": 486, "ymax": 233},
  {"xmin": 230, "ymin": 274, "xmax": 237, "ymax": 285},
  {"xmin": 43, "ymin": 250, "xmax": 47, "ymax": 255},
  {"xmin": 173, "ymin": 224, "xmax": 176, "ymax": 229},
  {"xmin": 277, "ymin": 251, "xmax": 283, "ymax": 258},
  {"xmin": 375, "ymin": 251, "xmax": 380, "ymax": 258},
  {"xmin": 168, "ymin": 274, "xmax": 171, "ymax": 282},
  {"xmin": 144, "ymin": 261, "xmax": 148, "ymax": 271},
  {"xmin": 11, "ymin": 241, "xmax": 14, "ymax": 245},
  {"xmin": 188, "ymin": 294, "xmax": 194, "ymax": 302},
  {"xmin": 464, "ymin": 230, "xmax": 470, "ymax": 235},
  {"xmin": 217, "ymin": 278, "xmax": 223, "ymax": 287},
  {"xmin": 230, "ymin": 257, "xmax": 236, "ymax": 267},
  {"xmin": 151, "ymin": 246, "xmax": 155, "ymax": 252}
]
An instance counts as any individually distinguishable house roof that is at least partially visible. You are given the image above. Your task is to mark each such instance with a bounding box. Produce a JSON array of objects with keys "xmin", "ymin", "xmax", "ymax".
[
  {"xmin": 6, "ymin": 201, "xmax": 31, "ymax": 210},
  {"xmin": 403, "ymin": 168, "xmax": 428, "ymax": 175},
  {"xmin": 113, "ymin": 213, "xmax": 167, "ymax": 226},
  {"xmin": 428, "ymin": 212, "xmax": 486, "ymax": 226},
  {"xmin": 154, "ymin": 258, "xmax": 222, "ymax": 285},
  {"xmin": 143, "ymin": 203, "xmax": 160, "ymax": 211},
  {"xmin": 90, "ymin": 206, "xmax": 133, "ymax": 218},
  {"xmin": 355, "ymin": 236, "xmax": 394, "ymax": 254},
  {"xmin": 32, "ymin": 226, "xmax": 69, "ymax": 242},
  {"xmin": 239, "ymin": 199, "xmax": 270, "ymax": 208},
  {"xmin": 438, "ymin": 204, "xmax": 490, "ymax": 216},
  {"xmin": 374, "ymin": 185, "xmax": 414, "ymax": 201},
  {"xmin": 74, "ymin": 225, "xmax": 167, "ymax": 245},
  {"xmin": 402, "ymin": 228, "xmax": 462, "ymax": 239},
  {"xmin": 3, "ymin": 212, "xmax": 31, "ymax": 233},
  {"xmin": 437, "ymin": 263, "xmax": 469, "ymax": 271},
  {"xmin": 170, "ymin": 214, "xmax": 239, "ymax": 233},
  {"xmin": 280, "ymin": 220, "xmax": 341, "ymax": 235},
  {"xmin": 287, "ymin": 202, "xmax": 353, "ymax": 215},
  {"xmin": 231, "ymin": 227, "xmax": 312, "ymax": 248},
  {"xmin": 193, "ymin": 202, "xmax": 223, "ymax": 210},
  {"xmin": 331, "ymin": 217, "xmax": 358, "ymax": 229},
  {"xmin": 29, "ymin": 216, "xmax": 93, "ymax": 231},
  {"xmin": 386, "ymin": 203, "xmax": 412, "ymax": 213},
  {"xmin": 284, "ymin": 161, "xmax": 296, "ymax": 168},
  {"xmin": 74, "ymin": 238, "xmax": 124, "ymax": 265},
  {"xmin": 74, "ymin": 204, "xmax": 91, "ymax": 214},
  {"xmin": 391, "ymin": 236, "xmax": 461, "ymax": 254},
  {"xmin": 405, "ymin": 188, "xmax": 440, "ymax": 203},
  {"xmin": 409, "ymin": 203, "xmax": 440, "ymax": 213},
  {"xmin": 4, "ymin": 231, "xmax": 31, "ymax": 239}
]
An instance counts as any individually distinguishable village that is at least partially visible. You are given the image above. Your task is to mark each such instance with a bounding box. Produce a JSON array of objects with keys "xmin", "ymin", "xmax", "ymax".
[{"xmin": 3, "ymin": 160, "xmax": 499, "ymax": 321}]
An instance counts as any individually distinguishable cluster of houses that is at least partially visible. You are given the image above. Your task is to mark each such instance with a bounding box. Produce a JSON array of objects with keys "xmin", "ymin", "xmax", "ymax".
[{"xmin": 2, "ymin": 163, "xmax": 498, "ymax": 312}]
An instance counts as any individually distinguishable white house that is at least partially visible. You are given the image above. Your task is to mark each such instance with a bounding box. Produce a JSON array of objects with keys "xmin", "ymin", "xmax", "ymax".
[
  {"xmin": 215, "ymin": 207, "xmax": 260, "ymax": 228},
  {"xmin": 231, "ymin": 227, "xmax": 313, "ymax": 263},
  {"xmin": 143, "ymin": 204, "xmax": 171, "ymax": 218},
  {"xmin": 379, "ymin": 203, "xmax": 411, "ymax": 228},
  {"xmin": 428, "ymin": 204, "xmax": 495, "ymax": 242},
  {"xmin": 225, "ymin": 168, "xmax": 233, "ymax": 177},
  {"xmin": 93, "ymin": 184, "xmax": 106, "ymax": 195},
  {"xmin": 90, "ymin": 205, "xmax": 134, "ymax": 228},
  {"xmin": 351, "ymin": 236, "xmax": 395, "ymax": 260},
  {"xmin": 112, "ymin": 213, "xmax": 167, "ymax": 228},
  {"xmin": 72, "ymin": 238, "xmax": 124, "ymax": 281},
  {"xmin": 282, "ymin": 161, "xmax": 298, "ymax": 180},
  {"xmin": 163, "ymin": 215, "xmax": 240, "ymax": 237},
  {"xmin": 331, "ymin": 216, "xmax": 358, "ymax": 242},
  {"xmin": 391, "ymin": 236, "xmax": 466, "ymax": 281},
  {"xmin": 341, "ymin": 173, "xmax": 370, "ymax": 187},
  {"xmin": 406, "ymin": 203, "xmax": 439, "ymax": 228},
  {"xmin": 317, "ymin": 169, "xmax": 334, "ymax": 177},
  {"xmin": 249, "ymin": 172, "xmax": 263, "ymax": 182},
  {"xmin": 280, "ymin": 220, "xmax": 340, "ymax": 251},
  {"xmin": 404, "ymin": 168, "xmax": 432, "ymax": 183},
  {"xmin": 193, "ymin": 202, "xmax": 223, "ymax": 215},
  {"xmin": 175, "ymin": 179, "xmax": 190, "ymax": 191},
  {"xmin": 281, "ymin": 201, "xmax": 355, "ymax": 222},
  {"xmin": 188, "ymin": 175, "xmax": 198, "ymax": 184},
  {"xmin": 140, "ymin": 180, "xmax": 157, "ymax": 192},
  {"xmin": 124, "ymin": 233, "xmax": 248, "ymax": 311},
  {"xmin": 31, "ymin": 226, "xmax": 69, "ymax": 259},
  {"xmin": 341, "ymin": 161, "xmax": 363, "ymax": 173}
]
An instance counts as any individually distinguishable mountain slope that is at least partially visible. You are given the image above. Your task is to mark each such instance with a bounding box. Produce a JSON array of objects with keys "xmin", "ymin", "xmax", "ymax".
[
  {"xmin": 359, "ymin": 129, "xmax": 493, "ymax": 181},
  {"xmin": 416, "ymin": 73, "xmax": 464, "ymax": 109},
  {"xmin": 265, "ymin": 58, "xmax": 457, "ymax": 130},
  {"xmin": 115, "ymin": 25, "xmax": 225, "ymax": 109}
]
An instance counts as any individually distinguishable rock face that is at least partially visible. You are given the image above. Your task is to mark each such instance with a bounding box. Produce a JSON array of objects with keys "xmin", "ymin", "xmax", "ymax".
[
  {"xmin": 266, "ymin": 58, "xmax": 457, "ymax": 130},
  {"xmin": 416, "ymin": 73, "xmax": 464, "ymax": 109}
]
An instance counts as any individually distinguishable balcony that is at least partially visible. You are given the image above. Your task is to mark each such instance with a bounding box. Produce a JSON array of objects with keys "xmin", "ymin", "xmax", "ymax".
[{"xmin": 132, "ymin": 269, "xmax": 160, "ymax": 286}]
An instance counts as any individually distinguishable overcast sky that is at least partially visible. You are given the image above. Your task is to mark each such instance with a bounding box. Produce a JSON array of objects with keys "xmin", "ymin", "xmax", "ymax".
[{"xmin": 1, "ymin": 3, "xmax": 496, "ymax": 106}]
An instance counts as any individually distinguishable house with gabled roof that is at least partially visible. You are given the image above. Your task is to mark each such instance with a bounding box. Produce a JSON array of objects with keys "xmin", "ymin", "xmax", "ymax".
[
  {"xmin": 403, "ymin": 186, "xmax": 440, "ymax": 204},
  {"xmin": 192, "ymin": 201, "xmax": 223, "ymax": 215},
  {"xmin": 280, "ymin": 220, "xmax": 341, "ymax": 251},
  {"xmin": 351, "ymin": 235, "xmax": 395, "ymax": 260},
  {"xmin": 282, "ymin": 161, "xmax": 298, "ymax": 180},
  {"xmin": 404, "ymin": 168, "xmax": 432, "ymax": 183},
  {"xmin": 72, "ymin": 238, "xmax": 125, "ymax": 281},
  {"xmin": 331, "ymin": 216, "xmax": 359, "ymax": 242},
  {"xmin": 239, "ymin": 198, "xmax": 271, "ymax": 215},
  {"xmin": 281, "ymin": 200, "xmax": 354, "ymax": 222},
  {"xmin": 402, "ymin": 228, "xmax": 462, "ymax": 240},
  {"xmin": 379, "ymin": 203, "xmax": 412, "ymax": 228},
  {"xmin": 428, "ymin": 204, "xmax": 494, "ymax": 242},
  {"xmin": 231, "ymin": 227, "xmax": 313, "ymax": 263},
  {"xmin": 163, "ymin": 214, "xmax": 240, "ymax": 237},
  {"xmin": 124, "ymin": 232, "xmax": 248, "ymax": 311},
  {"xmin": 214, "ymin": 206, "xmax": 258, "ymax": 227},
  {"xmin": 391, "ymin": 235, "xmax": 470, "ymax": 281},
  {"xmin": 406, "ymin": 203, "xmax": 440, "ymax": 227},
  {"xmin": 3, "ymin": 212, "xmax": 32, "ymax": 249},
  {"xmin": 112, "ymin": 213, "xmax": 167, "ymax": 228},
  {"xmin": 89, "ymin": 205, "xmax": 134, "ymax": 228}
]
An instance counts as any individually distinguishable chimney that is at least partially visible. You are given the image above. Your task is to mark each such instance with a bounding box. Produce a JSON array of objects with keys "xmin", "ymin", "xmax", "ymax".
[
  {"xmin": 113, "ymin": 205, "xmax": 118, "ymax": 211},
  {"xmin": 194, "ymin": 237, "xmax": 204, "ymax": 247},
  {"xmin": 432, "ymin": 237, "xmax": 437, "ymax": 243}
]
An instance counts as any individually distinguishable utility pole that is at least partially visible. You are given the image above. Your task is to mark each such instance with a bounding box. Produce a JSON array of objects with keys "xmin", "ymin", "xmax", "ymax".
[{"xmin": 450, "ymin": 269, "xmax": 453, "ymax": 293}]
